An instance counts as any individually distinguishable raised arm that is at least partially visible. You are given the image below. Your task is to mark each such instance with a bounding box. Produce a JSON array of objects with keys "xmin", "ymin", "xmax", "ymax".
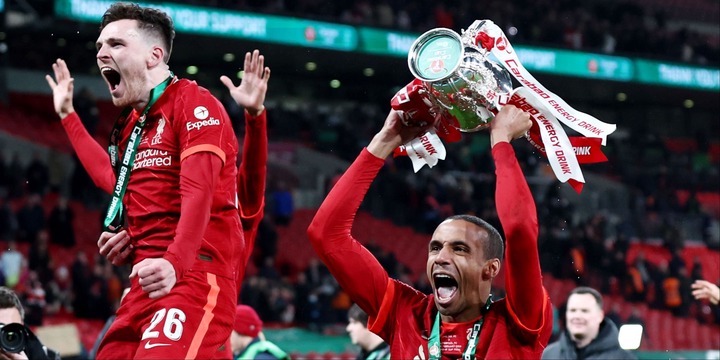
[
  {"xmin": 47, "ymin": 58, "xmax": 115, "ymax": 193},
  {"xmin": 307, "ymin": 110, "xmax": 430, "ymax": 316},
  {"xmin": 221, "ymin": 49, "xmax": 270, "ymax": 237},
  {"xmin": 221, "ymin": 50, "xmax": 271, "ymax": 281},
  {"xmin": 490, "ymin": 106, "xmax": 546, "ymax": 330}
]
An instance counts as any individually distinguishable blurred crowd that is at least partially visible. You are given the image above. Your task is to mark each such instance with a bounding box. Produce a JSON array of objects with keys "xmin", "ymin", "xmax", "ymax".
[
  {"xmin": 1, "ymin": 89, "xmax": 718, "ymax": 333},
  {"xmin": 0, "ymin": 153, "xmax": 126, "ymax": 327}
]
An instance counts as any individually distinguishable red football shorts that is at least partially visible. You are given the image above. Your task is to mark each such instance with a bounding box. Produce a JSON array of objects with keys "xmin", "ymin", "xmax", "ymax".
[{"xmin": 96, "ymin": 271, "xmax": 236, "ymax": 359}]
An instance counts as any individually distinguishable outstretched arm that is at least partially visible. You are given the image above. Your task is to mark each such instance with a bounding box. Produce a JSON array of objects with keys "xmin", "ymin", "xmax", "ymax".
[
  {"xmin": 47, "ymin": 58, "xmax": 115, "ymax": 193},
  {"xmin": 221, "ymin": 50, "xmax": 271, "ymax": 234},
  {"xmin": 221, "ymin": 50, "xmax": 271, "ymax": 283},
  {"xmin": 307, "ymin": 110, "xmax": 430, "ymax": 316},
  {"xmin": 490, "ymin": 106, "xmax": 546, "ymax": 330}
]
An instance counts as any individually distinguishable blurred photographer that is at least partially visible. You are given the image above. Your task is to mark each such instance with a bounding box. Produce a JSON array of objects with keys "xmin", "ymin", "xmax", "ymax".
[{"xmin": 0, "ymin": 287, "xmax": 59, "ymax": 360}]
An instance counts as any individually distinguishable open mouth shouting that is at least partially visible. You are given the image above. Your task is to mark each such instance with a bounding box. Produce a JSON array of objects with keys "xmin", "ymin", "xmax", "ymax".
[
  {"xmin": 101, "ymin": 66, "xmax": 123, "ymax": 97},
  {"xmin": 433, "ymin": 272, "xmax": 459, "ymax": 306}
]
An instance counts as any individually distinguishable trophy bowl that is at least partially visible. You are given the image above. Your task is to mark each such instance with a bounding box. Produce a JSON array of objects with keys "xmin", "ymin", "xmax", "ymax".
[{"xmin": 408, "ymin": 28, "xmax": 513, "ymax": 132}]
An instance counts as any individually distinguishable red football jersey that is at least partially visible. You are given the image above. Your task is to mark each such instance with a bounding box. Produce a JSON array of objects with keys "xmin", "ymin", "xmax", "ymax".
[
  {"xmin": 308, "ymin": 143, "xmax": 553, "ymax": 359},
  {"xmin": 118, "ymin": 78, "xmax": 243, "ymax": 278}
]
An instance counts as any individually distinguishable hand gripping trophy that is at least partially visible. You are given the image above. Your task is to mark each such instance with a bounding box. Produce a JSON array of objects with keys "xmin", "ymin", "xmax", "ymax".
[{"xmin": 392, "ymin": 20, "xmax": 616, "ymax": 192}]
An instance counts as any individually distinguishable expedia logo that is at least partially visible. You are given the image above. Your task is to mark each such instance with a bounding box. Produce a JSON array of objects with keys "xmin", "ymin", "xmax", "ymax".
[
  {"xmin": 194, "ymin": 106, "xmax": 209, "ymax": 120},
  {"xmin": 187, "ymin": 118, "xmax": 220, "ymax": 131}
]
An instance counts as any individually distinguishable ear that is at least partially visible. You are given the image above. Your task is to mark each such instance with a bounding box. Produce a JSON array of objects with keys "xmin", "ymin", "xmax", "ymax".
[
  {"xmin": 482, "ymin": 258, "xmax": 501, "ymax": 281},
  {"xmin": 147, "ymin": 44, "xmax": 165, "ymax": 68}
]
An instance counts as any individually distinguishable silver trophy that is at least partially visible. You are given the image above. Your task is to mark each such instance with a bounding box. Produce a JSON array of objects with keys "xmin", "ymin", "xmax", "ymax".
[{"xmin": 407, "ymin": 22, "xmax": 513, "ymax": 132}]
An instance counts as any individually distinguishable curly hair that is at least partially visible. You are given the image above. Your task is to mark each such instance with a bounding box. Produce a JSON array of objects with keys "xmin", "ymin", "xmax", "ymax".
[{"xmin": 100, "ymin": 2, "xmax": 175, "ymax": 63}]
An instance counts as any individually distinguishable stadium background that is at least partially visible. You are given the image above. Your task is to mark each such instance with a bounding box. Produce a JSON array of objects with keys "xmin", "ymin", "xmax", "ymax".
[{"xmin": 0, "ymin": 0, "xmax": 718, "ymax": 358}]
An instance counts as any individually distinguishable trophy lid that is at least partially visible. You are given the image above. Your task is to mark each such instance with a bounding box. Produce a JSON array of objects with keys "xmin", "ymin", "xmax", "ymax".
[{"xmin": 408, "ymin": 28, "xmax": 463, "ymax": 82}]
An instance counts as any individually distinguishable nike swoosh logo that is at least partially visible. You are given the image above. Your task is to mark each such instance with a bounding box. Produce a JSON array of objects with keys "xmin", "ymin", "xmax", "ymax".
[{"xmin": 144, "ymin": 341, "xmax": 171, "ymax": 349}]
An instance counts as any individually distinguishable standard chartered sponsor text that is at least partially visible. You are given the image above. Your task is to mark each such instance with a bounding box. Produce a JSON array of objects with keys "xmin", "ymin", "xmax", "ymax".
[
  {"xmin": 133, "ymin": 149, "xmax": 172, "ymax": 169},
  {"xmin": 133, "ymin": 156, "xmax": 172, "ymax": 169}
]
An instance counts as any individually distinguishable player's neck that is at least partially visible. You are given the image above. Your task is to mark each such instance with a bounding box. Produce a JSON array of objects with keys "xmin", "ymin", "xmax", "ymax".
[
  {"xmin": 132, "ymin": 68, "xmax": 172, "ymax": 112},
  {"xmin": 440, "ymin": 293, "xmax": 491, "ymax": 323},
  {"xmin": 440, "ymin": 310, "xmax": 482, "ymax": 324}
]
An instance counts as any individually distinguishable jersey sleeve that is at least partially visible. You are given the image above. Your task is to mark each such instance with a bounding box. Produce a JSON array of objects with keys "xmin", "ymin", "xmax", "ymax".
[
  {"xmin": 235, "ymin": 109, "xmax": 268, "ymax": 289},
  {"xmin": 61, "ymin": 112, "xmax": 115, "ymax": 194},
  {"xmin": 493, "ymin": 142, "xmax": 548, "ymax": 334},
  {"xmin": 238, "ymin": 109, "xmax": 267, "ymax": 248},
  {"xmin": 175, "ymin": 85, "xmax": 231, "ymax": 164},
  {"xmin": 307, "ymin": 148, "xmax": 390, "ymax": 317},
  {"xmin": 164, "ymin": 152, "xmax": 222, "ymax": 279}
]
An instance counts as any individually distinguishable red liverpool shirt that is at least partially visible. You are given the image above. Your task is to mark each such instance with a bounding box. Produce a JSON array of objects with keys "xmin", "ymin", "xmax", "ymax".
[
  {"xmin": 308, "ymin": 142, "xmax": 552, "ymax": 359},
  {"xmin": 63, "ymin": 78, "xmax": 243, "ymax": 280}
]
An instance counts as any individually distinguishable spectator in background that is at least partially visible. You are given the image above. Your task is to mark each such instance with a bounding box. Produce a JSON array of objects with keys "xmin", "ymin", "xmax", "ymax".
[
  {"xmin": 24, "ymin": 152, "xmax": 50, "ymax": 195},
  {"xmin": 47, "ymin": 196, "xmax": 76, "ymax": 247},
  {"xmin": 0, "ymin": 195, "xmax": 17, "ymax": 240},
  {"xmin": 23, "ymin": 271, "xmax": 46, "ymax": 326},
  {"xmin": 692, "ymin": 279, "xmax": 720, "ymax": 305},
  {"xmin": 662, "ymin": 266, "xmax": 683, "ymax": 316},
  {"xmin": 542, "ymin": 286, "xmax": 636, "ymax": 360},
  {"xmin": 627, "ymin": 253, "xmax": 650, "ymax": 303},
  {"xmin": 0, "ymin": 148, "xmax": 8, "ymax": 196},
  {"xmin": 0, "ymin": 240, "xmax": 24, "ymax": 288},
  {"xmin": 86, "ymin": 257, "xmax": 111, "ymax": 320},
  {"xmin": 231, "ymin": 305, "xmax": 290, "ymax": 360},
  {"xmin": 271, "ymin": 181, "xmax": 294, "ymax": 226},
  {"xmin": 255, "ymin": 218, "xmax": 279, "ymax": 267},
  {"xmin": 15, "ymin": 194, "xmax": 45, "ymax": 243},
  {"xmin": 6, "ymin": 153, "xmax": 24, "ymax": 199},
  {"xmin": 346, "ymin": 303, "xmax": 390, "ymax": 360},
  {"xmin": 28, "ymin": 230, "xmax": 53, "ymax": 283},
  {"xmin": 46, "ymin": 265, "xmax": 72, "ymax": 314},
  {"xmin": 70, "ymin": 251, "xmax": 90, "ymax": 318}
]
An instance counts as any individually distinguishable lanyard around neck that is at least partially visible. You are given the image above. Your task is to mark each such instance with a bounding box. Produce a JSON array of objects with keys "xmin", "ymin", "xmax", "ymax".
[
  {"xmin": 428, "ymin": 295, "xmax": 493, "ymax": 360},
  {"xmin": 103, "ymin": 74, "xmax": 174, "ymax": 231}
]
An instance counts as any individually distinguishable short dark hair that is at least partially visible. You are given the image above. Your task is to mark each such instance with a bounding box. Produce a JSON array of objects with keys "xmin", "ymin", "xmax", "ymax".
[
  {"xmin": 348, "ymin": 304, "xmax": 368, "ymax": 327},
  {"xmin": 445, "ymin": 214, "xmax": 504, "ymax": 261},
  {"xmin": 100, "ymin": 2, "xmax": 175, "ymax": 62},
  {"xmin": 569, "ymin": 286, "xmax": 603, "ymax": 308},
  {"xmin": 0, "ymin": 287, "xmax": 24, "ymax": 320}
]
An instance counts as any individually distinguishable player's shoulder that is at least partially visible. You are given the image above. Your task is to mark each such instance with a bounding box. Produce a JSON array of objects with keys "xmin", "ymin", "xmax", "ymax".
[{"xmin": 172, "ymin": 78, "xmax": 213, "ymax": 97}]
